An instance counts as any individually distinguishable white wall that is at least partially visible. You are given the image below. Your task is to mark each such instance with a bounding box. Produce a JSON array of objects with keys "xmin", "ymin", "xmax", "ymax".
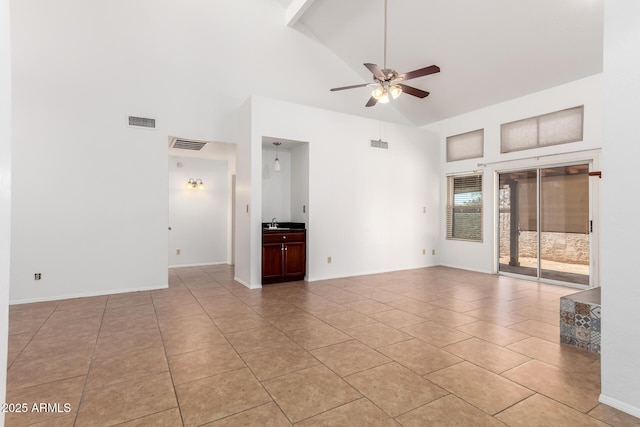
[
  {"xmin": 262, "ymin": 147, "xmax": 292, "ymax": 222},
  {"xmin": 168, "ymin": 156, "xmax": 229, "ymax": 267},
  {"xmin": 424, "ymin": 75, "xmax": 603, "ymax": 274},
  {"xmin": 599, "ymin": 1, "xmax": 640, "ymax": 417},
  {"xmin": 290, "ymin": 144, "xmax": 310, "ymax": 224},
  {"xmin": 0, "ymin": 0, "xmax": 11, "ymax": 420},
  {"xmin": 250, "ymin": 97, "xmax": 440, "ymax": 286}
]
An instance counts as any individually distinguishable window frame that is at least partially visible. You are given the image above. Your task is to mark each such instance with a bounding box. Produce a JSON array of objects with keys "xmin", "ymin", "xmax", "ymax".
[{"xmin": 446, "ymin": 173, "xmax": 484, "ymax": 242}]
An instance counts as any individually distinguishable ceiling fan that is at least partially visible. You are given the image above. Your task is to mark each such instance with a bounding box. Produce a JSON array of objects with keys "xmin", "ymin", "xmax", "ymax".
[{"xmin": 329, "ymin": 0, "xmax": 440, "ymax": 107}]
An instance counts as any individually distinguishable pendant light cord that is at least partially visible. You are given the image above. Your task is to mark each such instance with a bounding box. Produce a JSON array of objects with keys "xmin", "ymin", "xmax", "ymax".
[{"xmin": 383, "ymin": 0, "xmax": 388, "ymax": 70}]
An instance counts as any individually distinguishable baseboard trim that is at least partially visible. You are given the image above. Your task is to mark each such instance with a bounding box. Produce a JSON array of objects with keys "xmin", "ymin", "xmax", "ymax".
[
  {"xmin": 599, "ymin": 394, "xmax": 640, "ymax": 418},
  {"xmin": 9, "ymin": 283, "xmax": 168, "ymax": 305},
  {"xmin": 168, "ymin": 261, "xmax": 228, "ymax": 268}
]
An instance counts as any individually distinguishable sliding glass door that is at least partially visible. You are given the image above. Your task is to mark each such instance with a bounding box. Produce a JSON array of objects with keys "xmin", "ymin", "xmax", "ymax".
[{"xmin": 498, "ymin": 163, "xmax": 590, "ymax": 286}]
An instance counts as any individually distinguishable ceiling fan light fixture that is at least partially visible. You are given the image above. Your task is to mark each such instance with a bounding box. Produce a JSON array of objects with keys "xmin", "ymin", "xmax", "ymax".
[{"xmin": 390, "ymin": 85, "xmax": 402, "ymax": 99}]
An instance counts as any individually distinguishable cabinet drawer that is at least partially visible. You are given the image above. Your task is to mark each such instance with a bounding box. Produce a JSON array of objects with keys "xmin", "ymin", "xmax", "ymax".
[{"xmin": 262, "ymin": 231, "xmax": 305, "ymax": 244}]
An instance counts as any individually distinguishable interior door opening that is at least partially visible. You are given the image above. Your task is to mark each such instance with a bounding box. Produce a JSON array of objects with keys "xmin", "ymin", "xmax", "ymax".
[{"xmin": 498, "ymin": 163, "xmax": 591, "ymax": 286}]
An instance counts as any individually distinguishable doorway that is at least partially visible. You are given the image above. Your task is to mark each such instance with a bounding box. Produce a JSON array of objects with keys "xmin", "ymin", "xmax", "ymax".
[{"xmin": 498, "ymin": 163, "xmax": 592, "ymax": 286}]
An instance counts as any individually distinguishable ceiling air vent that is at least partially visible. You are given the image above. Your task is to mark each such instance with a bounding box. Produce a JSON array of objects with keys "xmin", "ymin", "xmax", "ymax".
[
  {"xmin": 170, "ymin": 138, "xmax": 208, "ymax": 151},
  {"xmin": 128, "ymin": 116, "xmax": 156, "ymax": 129},
  {"xmin": 370, "ymin": 139, "xmax": 389, "ymax": 149}
]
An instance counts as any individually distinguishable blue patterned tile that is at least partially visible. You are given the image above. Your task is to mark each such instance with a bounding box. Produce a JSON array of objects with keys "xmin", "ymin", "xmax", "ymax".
[
  {"xmin": 560, "ymin": 311, "xmax": 575, "ymax": 325},
  {"xmin": 588, "ymin": 343, "xmax": 601, "ymax": 354},
  {"xmin": 591, "ymin": 305, "xmax": 601, "ymax": 319},
  {"xmin": 576, "ymin": 327, "xmax": 591, "ymax": 343},
  {"xmin": 561, "ymin": 335, "xmax": 576, "ymax": 346},
  {"xmin": 560, "ymin": 299, "xmax": 575, "ymax": 313},
  {"xmin": 591, "ymin": 317, "xmax": 601, "ymax": 332},
  {"xmin": 560, "ymin": 323, "xmax": 575, "ymax": 337},
  {"xmin": 575, "ymin": 314, "xmax": 591, "ymax": 328}
]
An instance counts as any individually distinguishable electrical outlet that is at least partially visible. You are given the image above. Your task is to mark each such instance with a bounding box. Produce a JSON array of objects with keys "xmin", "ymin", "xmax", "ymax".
[
  {"xmin": 423, "ymin": 206, "xmax": 426, "ymax": 214},
  {"xmin": 432, "ymin": 249, "xmax": 436, "ymax": 255},
  {"xmin": 34, "ymin": 273, "xmax": 41, "ymax": 280},
  {"xmin": 176, "ymin": 249, "xmax": 181, "ymax": 255},
  {"xmin": 422, "ymin": 249, "xmax": 426, "ymax": 255},
  {"xmin": 327, "ymin": 256, "xmax": 332, "ymax": 264}
]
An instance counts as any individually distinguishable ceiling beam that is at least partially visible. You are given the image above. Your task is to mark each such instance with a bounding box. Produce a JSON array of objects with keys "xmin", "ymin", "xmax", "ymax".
[{"xmin": 285, "ymin": 0, "xmax": 316, "ymax": 27}]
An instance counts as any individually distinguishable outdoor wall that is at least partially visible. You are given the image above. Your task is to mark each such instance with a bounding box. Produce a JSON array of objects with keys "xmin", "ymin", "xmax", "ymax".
[
  {"xmin": 0, "ymin": 0, "xmax": 12, "ymax": 419},
  {"xmin": 424, "ymin": 74, "xmax": 603, "ymax": 274},
  {"xmin": 600, "ymin": 0, "xmax": 640, "ymax": 417},
  {"xmin": 249, "ymin": 96, "xmax": 440, "ymax": 287},
  {"xmin": 168, "ymin": 156, "xmax": 229, "ymax": 267}
]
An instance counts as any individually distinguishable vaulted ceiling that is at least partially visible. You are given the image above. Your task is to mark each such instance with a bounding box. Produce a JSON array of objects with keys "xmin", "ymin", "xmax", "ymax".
[{"xmin": 275, "ymin": 0, "xmax": 604, "ymax": 126}]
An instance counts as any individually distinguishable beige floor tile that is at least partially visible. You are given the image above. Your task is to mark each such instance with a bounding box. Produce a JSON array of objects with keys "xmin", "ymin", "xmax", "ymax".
[
  {"xmin": 507, "ymin": 336, "xmax": 600, "ymax": 372},
  {"xmin": 508, "ymin": 319, "xmax": 559, "ymax": 343},
  {"xmin": 315, "ymin": 310, "xmax": 377, "ymax": 330},
  {"xmin": 378, "ymin": 339, "xmax": 463, "ymax": 375},
  {"xmin": 7, "ymin": 349, "xmax": 92, "ymax": 390},
  {"xmin": 226, "ymin": 325, "xmax": 294, "ymax": 353},
  {"xmin": 8, "ymin": 332, "xmax": 35, "ymax": 354},
  {"xmin": 496, "ymin": 394, "xmax": 608, "ymax": 426},
  {"xmin": 321, "ymin": 290, "xmax": 369, "ymax": 305},
  {"xmin": 213, "ymin": 312, "xmax": 270, "ymax": 333},
  {"xmin": 118, "ymin": 408, "xmax": 183, "ymax": 426},
  {"xmin": 310, "ymin": 340, "xmax": 391, "ymax": 377},
  {"xmin": 241, "ymin": 342, "xmax": 320, "ymax": 380},
  {"xmin": 4, "ymin": 376, "xmax": 85, "ymax": 427},
  {"xmin": 175, "ymin": 367, "xmax": 271, "ymax": 427},
  {"xmin": 418, "ymin": 308, "xmax": 478, "ymax": 327},
  {"xmin": 76, "ymin": 372, "xmax": 178, "ymax": 426},
  {"xmin": 387, "ymin": 298, "xmax": 439, "ymax": 315},
  {"xmin": 502, "ymin": 359, "xmax": 601, "ymax": 412},
  {"xmin": 9, "ymin": 303, "xmax": 57, "ymax": 322},
  {"xmin": 400, "ymin": 321, "xmax": 471, "ymax": 347},
  {"xmin": 455, "ymin": 320, "xmax": 530, "ymax": 346},
  {"xmin": 27, "ymin": 414, "xmax": 77, "ymax": 427},
  {"xmin": 342, "ymin": 299, "xmax": 394, "ymax": 315},
  {"xmin": 94, "ymin": 327, "xmax": 163, "ymax": 359},
  {"xmin": 154, "ymin": 302, "xmax": 206, "ymax": 320},
  {"xmin": 284, "ymin": 323, "xmax": 352, "ymax": 350},
  {"xmin": 47, "ymin": 305, "xmax": 106, "ymax": 322},
  {"xmin": 87, "ymin": 346, "xmax": 169, "ymax": 389},
  {"xmin": 398, "ymin": 394, "xmax": 506, "ymax": 427},
  {"xmin": 249, "ymin": 300, "xmax": 300, "ymax": 316},
  {"xmin": 203, "ymin": 402, "xmax": 292, "ymax": 426},
  {"xmin": 345, "ymin": 362, "xmax": 448, "ymax": 417},
  {"xmin": 56, "ymin": 295, "xmax": 108, "ymax": 311},
  {"xmin": 266, "ymin": 311, "xmax": 328, "ymax": 332},
  {"xmin": 162, "ymin": 325, "xmax": 228, "ymax": 356},
  {"xmin": 35, "ymin": 316, "xmax": 102, "ymax": 339},
  {"xmin": 264, "ymin": 365, "xmax": 361, "ymax": 423},
  {"xmin": 426, "ymin": 361, "xmax": 533, "ymax": 415},
  {"xmin": 345, "ymin": 322, "xmax": 413, "ymax": 348},
  {"xmin": 297, "ymin": 398, "xmax": 399, "ymax": 426},
  {"xmin": 443, "ymin": 337, "xmax": 531, "ymax": 373},
  {"xmin": 430, "ymin": 298, "xmax": 483, "ymax": 312},
  {"xmin": 98, "ymin": 312, "xmax": 159, "ymax": 336},
  {"xmin": 463, "ymin": 307, "xmax": 530, "ymax": 327},
  {"xmin": 588, "ymin": 403, "xmax": 640, "ymax": 426},
  {"xmin": 202, "ymin": 302, "xmax": 257, "ymax": 319},
  {"xmin": 168, "ymin": 343, "xmax": 246, "ymax": 385},
  {"xmin": 366, "ymin": 290, "xmax": 407, "ymax": 303},
  {"xmin": 106, "ymin": 291, "xmax": 152, "ymax": 309},
  {"xmin": 20, "ymin": 331, "xmax": 97, "ymax": 358},
  {"xmin": 157, "ymin": 313, "xmax": 216, "ymax": 336},
  {"xmin": 368, "ymin": 309, "xmax": 425, "ymax": 328}
]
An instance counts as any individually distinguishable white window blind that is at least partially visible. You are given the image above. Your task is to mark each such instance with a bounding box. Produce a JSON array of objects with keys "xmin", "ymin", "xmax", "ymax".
[
  {"xmin": 446, "ymin": 174, "xmax": 483, "ymax": 242},
  {"xmin": 501, "ymin": 106, "xmax": 584, "ymax": 153},
  {"xmin": 446, "ymin": 129, "xmax": 484, "ymax": 162}
]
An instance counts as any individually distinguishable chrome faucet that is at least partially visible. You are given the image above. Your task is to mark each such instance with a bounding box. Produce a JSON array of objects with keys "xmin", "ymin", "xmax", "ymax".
[{"xmin": 271, "ymin": 218, "xmax": 278, "ymax": 228}]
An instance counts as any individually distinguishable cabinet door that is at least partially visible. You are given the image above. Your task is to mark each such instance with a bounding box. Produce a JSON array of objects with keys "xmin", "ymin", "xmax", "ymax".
[
  {"xmin": 262, "ymin": 243, "xmax": 283, "ymax": 281},
  {"xmin": 283, "ymin": 241, "xmax": 305, "ymax": 279}
]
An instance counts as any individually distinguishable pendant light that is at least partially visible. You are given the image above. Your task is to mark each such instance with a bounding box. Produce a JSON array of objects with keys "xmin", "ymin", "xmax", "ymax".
[{"xmin": 273, "ymin": 142, "xmax": 282, "ymax": 172}]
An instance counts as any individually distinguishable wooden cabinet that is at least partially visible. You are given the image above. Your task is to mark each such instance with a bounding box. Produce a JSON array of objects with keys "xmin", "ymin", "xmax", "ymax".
[{"xmin": 262, "ymin": 230, "xmax": 306, "ymax": 284}]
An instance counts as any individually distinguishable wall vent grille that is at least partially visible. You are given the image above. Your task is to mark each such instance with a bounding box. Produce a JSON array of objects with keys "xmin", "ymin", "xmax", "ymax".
[
  {"xmin": 171, "ymin": 138, "xmax": 208, "ymax": 151},
  {"xmin": 128, "ymin": 116, "xmax": 156, "ymax": 128},
  {"xmin": 370, "ymin": 139, "xmax": 389, "ymax": 149}
]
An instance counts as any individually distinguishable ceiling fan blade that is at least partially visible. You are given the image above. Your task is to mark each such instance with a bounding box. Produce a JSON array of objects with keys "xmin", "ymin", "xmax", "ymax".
[
  {"xmin": 364, "ymin": 63, "xmax": 385, "ymax": 80},
  {"xmin": 397, "ymin": 65, "xmax": 440, "ymax": 82},
  {"xmin": 330, "ymin": 83, "xmax": 370, "ymax": 92},
  {"xmin": 365, "ymin": 96, "xmax": 378, "ymax": 107},
  {"xmin": 397, "ymin": 84, "xmax": 430, "ymax": 98}
]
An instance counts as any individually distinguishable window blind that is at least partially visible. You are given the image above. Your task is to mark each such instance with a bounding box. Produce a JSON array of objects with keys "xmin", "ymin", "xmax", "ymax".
[
  {"xmin": 446, "ymin": 174, "xmax": 483, "ymax": 241},
  {"xmin": 501, "ymin": 106, "xmax": 584, "ymax": 153},
  {"xmin": 446, "ymin": 129, "xmax": 484, "ymax": 162}
]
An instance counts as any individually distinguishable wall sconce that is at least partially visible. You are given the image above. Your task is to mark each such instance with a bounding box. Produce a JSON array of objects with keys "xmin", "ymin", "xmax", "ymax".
[
  {"xmin": 273, "ymin": 141, "xmax": 281, "ymax": 172},
  {"xmin": 187, "ymin": 178, "xmax": 204, "ymax": 189}
]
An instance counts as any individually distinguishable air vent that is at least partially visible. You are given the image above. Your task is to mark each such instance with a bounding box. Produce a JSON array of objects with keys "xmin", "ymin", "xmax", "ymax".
[
  {"xmin": 128, "ymin": 116, "xmax": 156, "ymax": 128},
  {"xmin": 170, "ymin": 138, "xmax": 208, "ymax": 151},
  {"xmin": 370, "ymin": 139, "xmax": 389, "ymax": 149}
]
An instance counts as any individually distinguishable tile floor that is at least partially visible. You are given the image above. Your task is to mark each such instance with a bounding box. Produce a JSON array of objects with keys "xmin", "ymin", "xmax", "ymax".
[{"xmin": 6, "ymin": 265, "xmax": 640, "ymax": 426}]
